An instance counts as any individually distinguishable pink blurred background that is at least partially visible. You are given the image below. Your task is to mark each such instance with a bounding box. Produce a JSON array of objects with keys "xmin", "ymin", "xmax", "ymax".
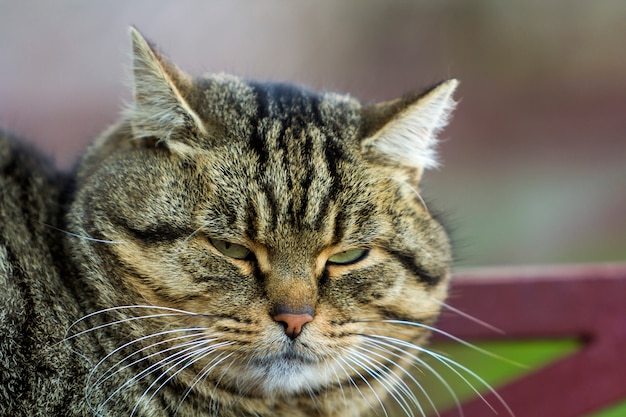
[{"xmin": 1, "ymin": 1, "xmax": 625, "ymax": 267}]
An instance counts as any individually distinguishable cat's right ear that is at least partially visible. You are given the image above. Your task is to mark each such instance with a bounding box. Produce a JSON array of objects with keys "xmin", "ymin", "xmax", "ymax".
[
  {"xmin": 127, "ymin": 27, "xmax": 206, "ymax": 155},
  {"xmin": 361, "ymin": 79, "xmax": 458, "ymax": 184}
]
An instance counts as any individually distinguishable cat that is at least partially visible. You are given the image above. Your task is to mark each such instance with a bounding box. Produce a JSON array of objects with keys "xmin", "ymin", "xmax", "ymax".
[{"xmin": 0, "ymin": 27, "xmax": 458, "ymax": 417}]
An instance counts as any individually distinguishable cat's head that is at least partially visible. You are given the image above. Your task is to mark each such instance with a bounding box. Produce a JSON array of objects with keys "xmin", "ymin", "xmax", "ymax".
[{"xmin": 67, "ymin": 28, "xmax": 457, "ymax": 411}]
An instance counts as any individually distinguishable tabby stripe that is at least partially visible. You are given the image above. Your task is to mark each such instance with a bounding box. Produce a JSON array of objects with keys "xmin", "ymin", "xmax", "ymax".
[
  {"xmin": 0, "ymin": 151, "xmax": 19, "ymax": 178},
  {"xmin": 330, "ymin": 211, "xmax": 347, "ymax": 245},
  {"xmin": 127, "ymin": 224, "xmax": 191, "ymax": 243},
  {"xmin": 260, "ymin": 180, "xmax": 280, "ymax": 230},
  {"xmin": 313, "ymin": 187, "xmax": 334, "ymax": 231},
  {"xmin": 295, "ymin": 164, "xmax": 314, "ymax": 223},
  {"xmin": 1, "ymin": 157, "xmax": 42, "ymax": 238},
  {"xmin": 249, "ymin": 84, "xmax": 270, "ymax": 166},
  {"xmin": 252, "ymin": 262, "xmax": 266, "ymax": 287},
  {"xmin": 294, "ymin": 130, "xmax": 317, "ymax": 224},
  {"xmin": 275, "ymin": 122, "xmax": 293, "ymax": 190},
  {"xmin": 108, "ymin": 213, "xmax": 191, "ymax": 243},
  {"xmin": 244, "ymin": 201, "xmax": 259, "ymax": 241},
  {"xmin": 309, "ymin": 94, "xmax": 323, "ymax": 126},
  {"xmin": 374, "ymin": 306, "xmax": 440, "ymax": 326},
  {"xmin": 387, "ymin": 249, "xmax": 441, "ymax": 286},
  {"xmin": 322, "ymin": 138, "xmax": 347, "ymax": 202}
]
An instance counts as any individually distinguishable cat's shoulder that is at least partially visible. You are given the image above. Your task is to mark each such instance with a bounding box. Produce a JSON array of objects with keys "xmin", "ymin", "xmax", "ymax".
[
  {"xmin": 0, "ymin": 130, "xmax": 63, "ymax": 186},
  {"xmin": 0, "ymin": 130, "xmax": 70, "ymax": 213},
  {"xmin": 0, "ymin": 131, "xmax": 86, "ymax": 415},
  {"xmin": 0, "ymin": 130, "xmax": 70, "ymax": 287}
]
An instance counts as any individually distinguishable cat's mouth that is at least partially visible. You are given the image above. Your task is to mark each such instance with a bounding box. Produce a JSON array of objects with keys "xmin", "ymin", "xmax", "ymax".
[
  {"xmin": 197, "ymin": 339, "xmax": 327, "ymax": 398},
  {"xmin": 253, "ymin": 343, "xmax": 319, "ymax": 366},
  {"xmin": 267, "ymin": 350, "xmax": 316, "ymax": 365}
]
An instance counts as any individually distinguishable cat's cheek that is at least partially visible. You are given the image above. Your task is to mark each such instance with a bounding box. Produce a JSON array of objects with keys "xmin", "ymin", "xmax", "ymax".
[
  {"xmin": 320, "ymin": 262, "xmax": 404, "ymax": 309},
  {"xmin": 98, "ymin": 236, "xmax": 239, "ymax": 309}
]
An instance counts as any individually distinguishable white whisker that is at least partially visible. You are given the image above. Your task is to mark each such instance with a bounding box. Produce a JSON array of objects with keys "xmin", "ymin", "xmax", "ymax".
[
  {"xmin": 354, "ymin": 342, "xmax": 430, "ymax": 417},
  {"xmin": 335, "ymin": 355, "xmax": 377, "ymax": 415},
  {"xmin": 175, "ymin": 351, "xmax": 236, "ymax": 415},
  {"xmin": 361, "ymin": 337, "xmax": 458, "ymax": 417},
  {"xmin": 429, "ymin": 297, "xmax": 505, "ymax": 335},
  {"xmin": 369, "ymin": 334, "xmax": 515, "ymax": 417},
  {"xmin": 96, "ymin": 338, "xmax": 218, "ymax": 412},
  {"xmin": 380, "ymin": 176, "xmax": 430, "ymax": 214},
  {"xmin": 182, "ymin": 218, "xmax": 222, "ymax": 243},
  {"xmin": 63, "ymin": 304, "xmax": 227, "ymax": 415},
  {"xmin": 182, "ymin": 225, "xmax": 205, "ymax": 243},
  {"xmin": 132, "ymin": 343, "xmax": 233, "ymax": 417},
  {"xmin": 347, "ymin": 346, "xmax": 419, "ymax": 417},
  {"xmin": 86, "ymin": 332, "xmax": 215, "ymax": 399},
  {"xmin": 322, "ymin": 353, "xmax": 348, "ymax": 409},
  {"xmin": 67, "ymin": 312, "xmax": 190, "ymax": 342},
  {"xmin": 129, "ymin": 345, "xmax": 214, "ymax": 417},
  {"xmin": 305, "ymin": 379, "xmax": 322, "ymax": 415},
  {"xmin": 64, "ymin": 305, "xmax": 217, "ymax": 342},
  {"xmin": 41, "ymin": 222, "xmax": 127, "ymax": 244},
  {"xmin": 369, "ymin": 319, "xmax": 525, "ymax": 368},
  {"xmin": 86, "ymin": 328, "xmax": 210, "ymax": 386},
  {"xmin": 340, "ymin": 353, "xmax": 390, "ymax": 417}
]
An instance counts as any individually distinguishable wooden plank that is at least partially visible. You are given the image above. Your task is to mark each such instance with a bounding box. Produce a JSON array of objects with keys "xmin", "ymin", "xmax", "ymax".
[{"xmin": 433, "ymin": 264, "xmax": 626, "ymax": 417}]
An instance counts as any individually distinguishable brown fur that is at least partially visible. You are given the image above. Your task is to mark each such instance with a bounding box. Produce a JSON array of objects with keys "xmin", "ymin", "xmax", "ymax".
[{"xmin": 0, "ymin": 28, "xmax": 458, "ymax": 416}]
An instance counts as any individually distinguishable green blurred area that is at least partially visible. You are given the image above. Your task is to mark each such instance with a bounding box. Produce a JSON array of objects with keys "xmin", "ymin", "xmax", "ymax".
[{"xmin": 592, "ymin": 400, "xmax": 626, "ymax": 417}]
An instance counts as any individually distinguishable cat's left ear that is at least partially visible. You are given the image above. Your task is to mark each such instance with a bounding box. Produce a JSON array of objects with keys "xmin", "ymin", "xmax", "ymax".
[
  {"xmin": 127, "ymin": 27, "xmax": 206, "ymax": 155},
  {"xmin": 361, "ymin": 79, "xmax": 458, "ymax": 183}
]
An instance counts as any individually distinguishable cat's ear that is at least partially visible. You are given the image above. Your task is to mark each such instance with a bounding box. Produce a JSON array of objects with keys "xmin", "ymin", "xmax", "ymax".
[
  {"xmin": 127, "ymin": 27, "xmax": 206, "ymax": 154},
  {"xmin": 361, "ymin": 79, "xmax": 458, "ymax": 182}
]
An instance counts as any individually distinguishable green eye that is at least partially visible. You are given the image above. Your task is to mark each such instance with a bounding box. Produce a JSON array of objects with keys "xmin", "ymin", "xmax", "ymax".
[
  {"xmin": 327, "ymin": 249, "xmax": 369, "ymax": 265},
  {"xmin": 209, "ymin": 238, "xmax": 251, "ymax": 260}
]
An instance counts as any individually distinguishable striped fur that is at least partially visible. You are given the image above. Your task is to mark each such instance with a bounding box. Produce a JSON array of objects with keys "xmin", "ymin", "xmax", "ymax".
[{"xmin": 1, "ymin": 28, "xmax": 457, "ymax": 417}]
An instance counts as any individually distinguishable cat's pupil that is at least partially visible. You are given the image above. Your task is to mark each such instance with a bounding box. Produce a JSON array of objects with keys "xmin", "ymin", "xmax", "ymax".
[{"xmin": 210, "ymin": 238, "xmax": 251, "ymax": 260}]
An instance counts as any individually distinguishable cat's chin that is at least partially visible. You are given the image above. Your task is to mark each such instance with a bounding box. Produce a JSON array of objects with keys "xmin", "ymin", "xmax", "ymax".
[{"xmin": 220, "ymin": 349, "xmax": 339, "ymax": 397}]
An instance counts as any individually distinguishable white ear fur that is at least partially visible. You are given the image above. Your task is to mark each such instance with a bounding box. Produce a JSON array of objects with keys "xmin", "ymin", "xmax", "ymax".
[
  {"xmin": 365, "ymin": 79, "xmax": 458, "ymax": 171},
  {"xmin": 128, "ymin": 27, "xmax": 205, "ymax": 149}
]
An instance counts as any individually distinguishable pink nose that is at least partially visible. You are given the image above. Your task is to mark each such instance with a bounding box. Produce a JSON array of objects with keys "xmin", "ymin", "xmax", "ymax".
[{"xmin": 273, "ymin": 313, "xmax": 314, "ymax": 339}]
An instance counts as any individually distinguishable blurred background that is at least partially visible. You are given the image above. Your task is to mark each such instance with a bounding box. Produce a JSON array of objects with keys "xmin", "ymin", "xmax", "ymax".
[
  {"xmin": 1, "ymin": 1, "xmax": 624, "ymax": 268},
  {"xmin": 1, "ymin": 1, "xmax": 625, "ymax": 416}
]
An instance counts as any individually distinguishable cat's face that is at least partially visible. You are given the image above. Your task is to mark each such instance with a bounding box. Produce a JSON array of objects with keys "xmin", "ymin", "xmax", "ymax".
[{"xmin": 67, "ymin": 28, "xmax": 457, "ymax": 414}]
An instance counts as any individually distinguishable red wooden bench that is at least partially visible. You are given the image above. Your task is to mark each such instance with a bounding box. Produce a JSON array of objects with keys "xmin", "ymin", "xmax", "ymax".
[{"xmin": 433, "ymin": 263, "xmax": 626, "ymax": 417}]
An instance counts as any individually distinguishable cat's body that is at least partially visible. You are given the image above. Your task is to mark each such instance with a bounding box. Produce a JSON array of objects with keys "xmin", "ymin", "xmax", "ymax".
[
  {"xmin": 0, "ymin": 29, "xmax": 457, "ymax": 417},
  {"xmin": 0, "ymin": 135, "xmax": 88, "ymax": 415}
]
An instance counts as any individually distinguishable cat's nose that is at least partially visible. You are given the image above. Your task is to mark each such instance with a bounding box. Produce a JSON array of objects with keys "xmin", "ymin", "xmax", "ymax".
[{"xmin": 273, "ymin": 312, "xmax": 314, "ymax": 340}]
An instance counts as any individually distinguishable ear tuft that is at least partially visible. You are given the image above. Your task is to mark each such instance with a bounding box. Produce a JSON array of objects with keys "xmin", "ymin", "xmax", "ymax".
[
  {"xmin": 127, "ymin": 27, "xmax": 205, "ymax": 153},
  {"xmin": 362, "ymin": 79, "xmax": 458, "ymax": 174}
]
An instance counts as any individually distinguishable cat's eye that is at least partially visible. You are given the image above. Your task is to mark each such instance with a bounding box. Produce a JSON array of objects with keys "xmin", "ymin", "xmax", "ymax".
[
  {"xmin": 209, "ymin": 238, "xmax": 251, "ymax": 260},
  {"xmin": 327, "ymin": 249, "xmax": 369, "ymax": 265}
]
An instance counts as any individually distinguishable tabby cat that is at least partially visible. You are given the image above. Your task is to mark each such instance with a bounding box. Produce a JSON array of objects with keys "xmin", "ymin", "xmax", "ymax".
[{"xmin": 0, "ymin": 28, "xmax": 458, "ymax": 417}]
